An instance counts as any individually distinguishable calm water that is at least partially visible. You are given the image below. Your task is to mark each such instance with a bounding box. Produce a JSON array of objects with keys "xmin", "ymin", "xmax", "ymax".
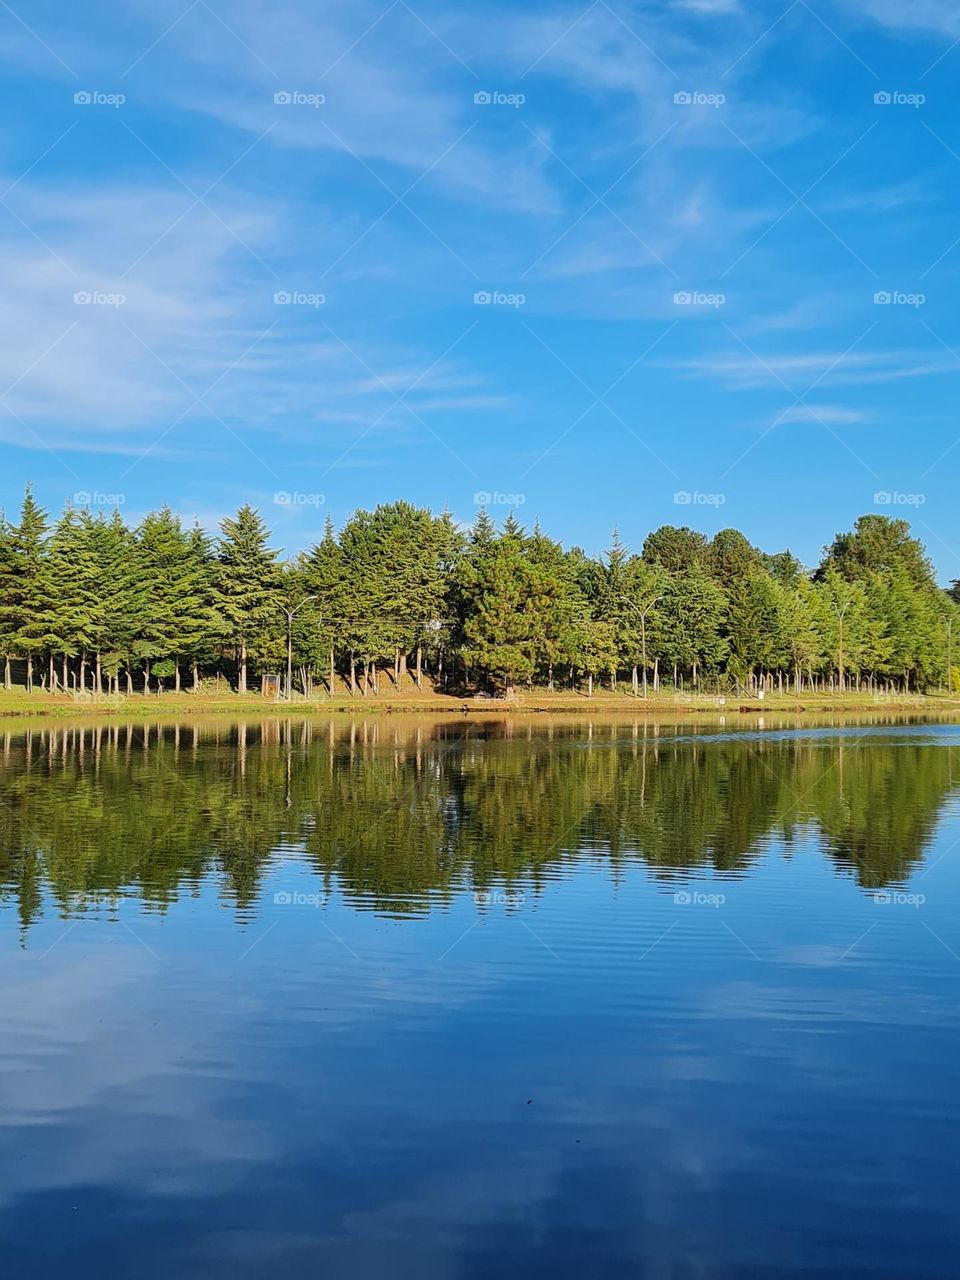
[{"xmin": 2, "ymin": 715, "xmax": 960, "ymax": 1278}]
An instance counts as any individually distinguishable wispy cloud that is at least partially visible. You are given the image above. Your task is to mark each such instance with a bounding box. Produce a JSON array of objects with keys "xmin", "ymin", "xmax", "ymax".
[{"xmin": 670, "ymin": 349, "xmax": 960, "ymax": 389}]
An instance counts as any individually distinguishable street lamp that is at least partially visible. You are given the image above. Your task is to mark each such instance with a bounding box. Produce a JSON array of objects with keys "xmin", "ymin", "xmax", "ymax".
[
  {"xmin": 411, "ymin": 617, "xmax": 455, "ymax": 690},
  {"xmin": 832, "ymin": 598, "xmax": 851, "ymax": 697},
  {"xmin": 618, "ymin": 593, "xmax": 663, "ymax": 698},
  {"xmin": 278, "ymin": 597, "xmax": 317, "ymax": 700}
]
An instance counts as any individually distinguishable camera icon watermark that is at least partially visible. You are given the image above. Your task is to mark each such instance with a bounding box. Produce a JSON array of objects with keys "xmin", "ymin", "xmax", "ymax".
[
  {"xmin": 874, "ymin": 90, "xmax": 925, "ymax": 108},
  {"xmin": 872, "ymin": 890, "xmax": 925, "ymax": 907},
  {"xmin": 473, "ymin": 490, "xmax": 525, "ymax": 506},
  {"xmin": 674, "ymin": 490, "xmax": 725, "ymax": 507},
  {"xmin": 73, "ymin": 490, "xmax": 126, "ymax": 507},
  {"xmin": 473, "ymin": 90, "xmax": 525, "ymax": 108},
  {"xmin": 273, "ymin": 491, "xmax": 325, "ymax": 507},
  {"xmin": 873, "ymin": 290, "xmax": 925, "ymax": 307},
  {"xmin": 673, "ymin": 890, "xmax": 726, "ymax": 907},
  {"xmin": 474, "ymin": 889, "xmax": 526, "ymax": 907},
  {"xmin": 673, "ymin": 90, "xmax": 725, "ymax": 108},
  {"xmin": 74, "ymin": 290, "xmax": 126, "ymax": 307},
  {"xmin": 274, "ymin": 889, "xmax": 322, "ymax": 907},
  {"xmin": 674, "ymin": 289, "xmax": 725, "ymax": 308},
  {"xmin": 74, "ymin": 90, "xmax": 125, "ymax": 108},
  {"xmin": 274, "ymin": 290, "xmax": 325, "ymax": 307},
  {"xmin": 473, "ymin": 289, "xmax": 526, "ymax": 308},
  {"xmin": 273, "ymin": 90, "xmax": 325, "ymax": 107}
]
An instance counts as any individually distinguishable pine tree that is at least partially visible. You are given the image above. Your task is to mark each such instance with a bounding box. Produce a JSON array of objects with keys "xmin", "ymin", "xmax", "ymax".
[
  {"xmin": 0, "ymin": 487, "xmax": 50, "ymax": 691},
  {"xmin": 137, "ymin": 508, "xmax": 217, "ymax": 691},
  {"xmin": 214, "ymin": 506, "xmax": 281, "ymax": 693},
  {"xmin": 0, "ymin": 516, "xmax": 14, "ymax": 690},
  {"xmin": 457, "ymin": 518, "xmax": 538, "ymax": 692}
]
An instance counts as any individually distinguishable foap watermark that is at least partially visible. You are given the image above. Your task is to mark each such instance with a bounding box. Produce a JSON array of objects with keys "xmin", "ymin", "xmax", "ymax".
[
  {"xmin": 474, "ymin": 490, "xmax": 525, "ymax": 506},
  {"xmin": 474, "ymin": 90, "xmax": 525, "ymax": 108},
  {"xmin": 674, "ymin": 889, "xmax": 726, "ymax": 907},
  {"xmin": 275, "ymin": 289, "xmax": 325, "ymax": 307},
  {"xmin": 274, "ymin": 90, "xmax": 325, "ymax": 107},
  {"xmin": 674, "ymin": 490, "xmax": 725, "ymax": 507},
  {"xmin": 72, "ymin": 690, "xmax": 127, "ymax": 707},
  {"xmin": 74, "ymin": 89, "xmax": 125, "ymax": 108},
  {"xmin": 874, "ymin": 290, "xmax": 925, "ymax": 307},
  {"xmin": 74, "ymin": 490, "xmax": 126, "ymax": 507},
  {"xmin": 874, "ymin": 90, "xmax": 925, "ymax": 108},
  {"xmin": 274, "ymin": 890, "xmax": 323, "ymax": 907},
  {"xmin": 274, "ymin": 490, "xmax": 325, "ymax": 507},
  {"xmin": 474, "ymin": 889, "xmax": 526, "ymax": 907},
  {"xmin": 474, "ymin": 290, "xmax": 525, "ymax": 308},
  {"xmin": 674, "ymin": 289, "xmax": 725, "ymax": 309},
  {"xmin": 74, "ymin": 290, "xmax": 125, "ymax": 307},
  {"xmin": 873, "ymin": 890, "xmax": 925, "ymax": 907},
  {"xmin": 674, "ymin": 90, "xmax": 725, "ymax": 108},
  {"xmin": 874, "ymin": 490, "xmax": 925, "ymax": 507}
]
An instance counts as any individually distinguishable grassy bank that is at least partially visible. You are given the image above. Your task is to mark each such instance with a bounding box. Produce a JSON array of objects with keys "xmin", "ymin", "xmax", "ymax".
[{"xmin": 1, "ymin": 685, "xmax": 958, "ymax": 721}]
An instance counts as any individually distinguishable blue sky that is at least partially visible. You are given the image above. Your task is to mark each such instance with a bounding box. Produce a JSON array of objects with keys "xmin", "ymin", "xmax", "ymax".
[{"xmin": 1, "ymin": 0, "xmax": 959, "ymax": 578}]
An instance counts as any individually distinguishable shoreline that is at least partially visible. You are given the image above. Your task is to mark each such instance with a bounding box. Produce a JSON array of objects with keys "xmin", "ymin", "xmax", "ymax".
[{"xmin": 1, "ymin": 688, "xmax": 958, "ymax": 724}]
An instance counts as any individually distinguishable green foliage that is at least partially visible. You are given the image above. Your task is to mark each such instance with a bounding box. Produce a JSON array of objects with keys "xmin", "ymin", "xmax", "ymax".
[{"xmin": 0, "ymin": 491, "xmax": 956, "ymax": 696}]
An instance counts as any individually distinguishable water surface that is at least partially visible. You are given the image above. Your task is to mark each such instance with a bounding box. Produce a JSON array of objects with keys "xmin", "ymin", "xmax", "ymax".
[{"xmin": 2, "ymin": 716, "xmax": 959, "ymax": 1278}]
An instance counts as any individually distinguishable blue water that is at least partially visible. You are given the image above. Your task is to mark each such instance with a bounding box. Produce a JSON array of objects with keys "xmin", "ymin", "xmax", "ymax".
[{"xmin": 1, "ymin": 717, "xmax": 959, "ymax": 1277}]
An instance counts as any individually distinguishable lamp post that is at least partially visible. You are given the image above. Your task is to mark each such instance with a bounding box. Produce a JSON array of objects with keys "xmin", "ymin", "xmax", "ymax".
[
  {"xmin": 618, "ymin": 594, "xmax": 663, "ymax": 698},
  {"xmin": 833, "ymin": 598, "xmax": 851, "ymax": 697},
  {"xmin": 278, "ymin": 597, "xmax": 317, "ymax": 700},
  {"xmin": 413, "ymin": 618, "xmax": 453, "ymax": 690},
  {"xmin": 947, "ymin": 617, "xmax": 953, "ymax": 696}
]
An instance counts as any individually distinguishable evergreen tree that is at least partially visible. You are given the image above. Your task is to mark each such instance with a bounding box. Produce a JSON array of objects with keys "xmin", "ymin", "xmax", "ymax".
[
  {"xmin": 215, "ymin": 506, "xmax": 281, "ymax": 692},
  {"xmin": 0, "ymin": 486, "xmax": 50, "ymax": 690},
  {"xmin": 457, "ymin": 516, "xmax": 538, "ymax": 692}
]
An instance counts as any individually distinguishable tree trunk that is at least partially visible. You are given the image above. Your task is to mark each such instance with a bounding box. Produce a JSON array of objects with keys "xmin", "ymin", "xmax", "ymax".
[
  {"xmin": 416, "ymin": 644, "xmax": 423, "ymax": 690},
  {"xmin": 349, "ymin": 652, "xmax": 357, "ymax": 695},
  {"xmin": 631, "ymin": 665, "xmax": 638, "ymax": 697},
  {"xmin": 4, "ymin": 656, "xmax": 10, "ymax": 691},
  {"xmin": 238, "ymin": 642, "xmax": 247, "ymax": 694},
  {"xmin": 548, "ymin": 662, "xmax": 554, "ymax": 692},
  {"xmin": 192, "ymin": 662, "xmax": 199, "ymax": 692},
  {"xmin": 26, "ymin": 656, "xmax": 33, "ymax": 693},
  {"xmin": 174, "ymin": 663, "xmax": 181, "ymax": 693},
  {"xmin": 587, "ymin": 673, "xmax": 594, "ymax": 697},
  {"xmin": 79, "ymin": 653, "xmax": 88, "ymax": 692},
  {"xmin": 95, "ymin": 651, "xmax": 102, "ymax": 695}
]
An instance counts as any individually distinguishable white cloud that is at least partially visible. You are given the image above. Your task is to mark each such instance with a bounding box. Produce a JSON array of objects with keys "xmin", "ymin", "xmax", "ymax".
[
  {"xmin": 843, "ymin": 0, "xmax": 960, "ymax": 38},
  {"xmin": 670, "ymin": 349, "xmax": 960, "ymax": 389},
  {"xmin": 778, "ymin": 403, "xmax": 866, "ymax": 424}
]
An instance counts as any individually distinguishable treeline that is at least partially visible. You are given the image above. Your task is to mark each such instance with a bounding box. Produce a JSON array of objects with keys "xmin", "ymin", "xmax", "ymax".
[
  {"xmin": 0, "ymin": 489, "xmax": 957, "ymax": 696},
  {"xmin": 0, "ymin": 719, "xmax": 951, "ymax": 933}
]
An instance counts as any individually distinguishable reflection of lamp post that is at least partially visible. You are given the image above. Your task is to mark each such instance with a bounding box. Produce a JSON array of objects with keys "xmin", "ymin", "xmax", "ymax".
[
  {"xmin": 618, "ymin": 594, "xmax": 663, "ymax": 698},
  {"xmin": 278, "ymin": 597, "xmax": 317, "ymax": 700}
]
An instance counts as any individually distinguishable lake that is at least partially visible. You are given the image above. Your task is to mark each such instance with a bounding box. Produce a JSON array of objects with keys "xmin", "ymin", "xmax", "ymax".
[{"xmin": 2, "ymin": 715, "xmax": 959, "ymax": 1278}]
